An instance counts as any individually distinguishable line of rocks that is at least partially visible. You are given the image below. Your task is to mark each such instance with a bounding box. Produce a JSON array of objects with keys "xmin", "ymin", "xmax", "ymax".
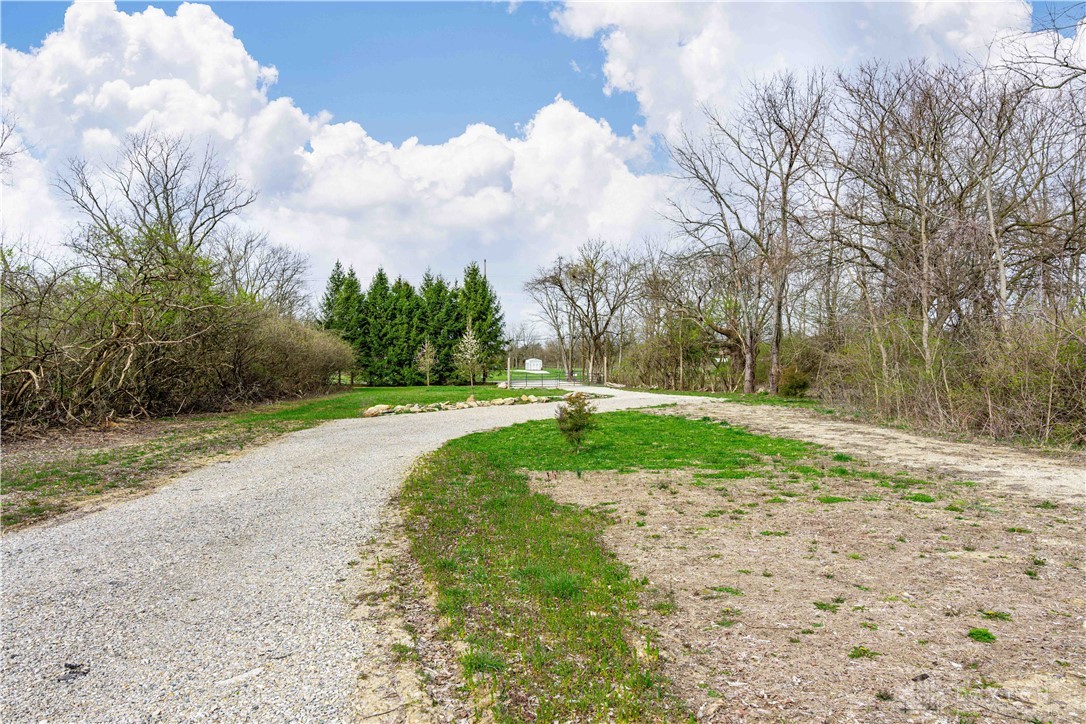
[{"xmin": 361, "ymin": 393, "xmax": 574, "ymax": 418}]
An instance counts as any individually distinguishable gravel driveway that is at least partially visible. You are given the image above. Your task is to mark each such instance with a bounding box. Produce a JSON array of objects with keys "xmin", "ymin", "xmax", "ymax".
[{"xmin": 0, "ymin": 389, "xmax": 668, "ymax": 721}]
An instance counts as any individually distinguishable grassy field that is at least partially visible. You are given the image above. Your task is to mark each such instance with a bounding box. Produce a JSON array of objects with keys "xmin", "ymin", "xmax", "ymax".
[
  {"xmin": 401, "ymin": 411, "xmax": 823, "ymax": 721},
  {"xmin": 1, "ymin": 385, "xmax": 564, "ymax": 528}
]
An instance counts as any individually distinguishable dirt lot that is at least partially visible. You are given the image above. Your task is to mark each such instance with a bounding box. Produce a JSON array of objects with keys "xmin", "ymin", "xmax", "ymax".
[
  {"xmin": 533, "ymin": 411, "xmax": 1086, "ymax": 722},
  {"xmin": 686, "ymin": 400, "xmax": 1086, "ymax": 505}
]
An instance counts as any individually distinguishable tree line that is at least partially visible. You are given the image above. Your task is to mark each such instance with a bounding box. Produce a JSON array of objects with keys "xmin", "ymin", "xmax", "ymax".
[
  {"xmin": 318, "ymin": 261, "xmax": 505, "ymax": 386},
  {"xmin": 527, "ymin": 57, "xmax": 1085, "ymax": 444},
  {"xmin": 1, "ymin": 131, "xmax": 353, "ymax": 433}
]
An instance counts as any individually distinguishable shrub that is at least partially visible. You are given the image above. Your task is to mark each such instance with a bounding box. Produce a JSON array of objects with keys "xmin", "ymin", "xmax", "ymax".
[
  {"xmin": 555, "ymin": 392, "xmax": 596, "ymax": 453},
  {"xmin": 778, "ymin": 365, "xmax": 811, "ymax": 397}
]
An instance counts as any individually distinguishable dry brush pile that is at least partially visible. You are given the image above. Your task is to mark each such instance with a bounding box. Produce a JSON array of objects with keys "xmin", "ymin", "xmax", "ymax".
[{"xmin": 1, "ymin": 132, "xmax": 352, "ymax": 434}]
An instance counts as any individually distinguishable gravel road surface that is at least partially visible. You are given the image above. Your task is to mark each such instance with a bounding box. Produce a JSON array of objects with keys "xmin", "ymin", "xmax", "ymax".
[{"xmin": 0, "ymin": 389, "xmax": 669, "ymax": 721}]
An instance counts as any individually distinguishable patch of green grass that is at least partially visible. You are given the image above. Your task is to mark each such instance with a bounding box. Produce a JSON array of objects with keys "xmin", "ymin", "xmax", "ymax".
[
  {"xmin": 814, "ymin": 601, "xmax": 840, "ymax": 613},
  {"xmin": 711, "ymin": 586, "xmax": 744, "ymax": 596},
  {"xmin": 905, "ymin": 493, "xmax": 936, "ymax": 503},
  {"xmin": 651, "ymin": 600, "xmax": 677, "ymax": 616},
  {"xmin": 1005, "ymin": 527, "xmax": 1032, "ymax": 534},
  {"xmin": 462, "ymin": 648, "xmax": 506, "ymax": 674},
  {"xmin": 980, "ymin": 610, "xmax": 1012, "ymax": 622},
  {"xmin": 446, "ymin": 411, "xmax": 811, "ymax": 473},
  {"xmin": 967, "ymin": 627, "xmax": 997, "ymax": 643},
  {"xmin": 818, "ymin": 495, "xmax": 852, "ymax": 504},
  {"xmin": 831, "ymin": 453, "xmax": 854, "ymax": 462},
  {"xmin": 402, "ymin": 445, "xmax": 682, "ymax": 721},
  {"xmin": 760, "ymin": 530, "xmax": 789, "ymax": 537}
]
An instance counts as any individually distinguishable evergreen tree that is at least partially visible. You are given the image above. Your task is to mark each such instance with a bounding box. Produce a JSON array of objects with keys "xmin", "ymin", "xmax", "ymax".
[
  {"xmin": 389, "ymin": 277, "xmax": 422, "ymax": 385},
  {"xmin": 363, "ymin": 268, "xmax": 394, "ymax": 385},
  {"xmin": 318, "ymin": 260, "xmax": 346, "ymax": 329},
  {"xmin": 419, "ymin": 271, "xmax": 462, "ymax": 384},
  {"xmin": 333, "ymin": 267, "xmax": 365, "ymax": 383},
  {"xmin": 459, "ymin": 262, "xmax": 506, "ymax": 381}
]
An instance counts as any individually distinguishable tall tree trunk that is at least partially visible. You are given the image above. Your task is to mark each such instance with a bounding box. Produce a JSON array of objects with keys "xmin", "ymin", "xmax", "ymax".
[
  {"xmin": 769, "ymin": 286, "xmax": 784, "ymax": 394},
  {"xmin": 743, "ymin": 331, "xmax": 757, "ymax": 394}
]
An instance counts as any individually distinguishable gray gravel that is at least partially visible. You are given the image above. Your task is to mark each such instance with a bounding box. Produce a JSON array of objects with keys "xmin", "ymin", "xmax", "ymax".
[{"xmin": 0, "ymin": 387, "xmax": 672, "ymax": 721}]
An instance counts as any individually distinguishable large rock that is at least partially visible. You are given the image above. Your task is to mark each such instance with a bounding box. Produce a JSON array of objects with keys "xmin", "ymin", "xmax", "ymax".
[{"xmin": 362, "ymin": 404, "xmax": 392, "ymax": 417}]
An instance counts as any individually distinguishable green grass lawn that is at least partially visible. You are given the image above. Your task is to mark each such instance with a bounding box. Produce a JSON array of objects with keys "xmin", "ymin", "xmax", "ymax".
[
  {"xmin": 490, "ymin": 366, "xmax": 587, "ymax": 381},
  {"xmin": 1, "ymin": 384, "xmax": 566, "ymax": 527},
  {"xmin": 447, "ymin": 410, "xmax": 812, "ymax": 472},
  {"xmin": 402, "ymin": 411, "xmax": 824, "ymax": 721}
]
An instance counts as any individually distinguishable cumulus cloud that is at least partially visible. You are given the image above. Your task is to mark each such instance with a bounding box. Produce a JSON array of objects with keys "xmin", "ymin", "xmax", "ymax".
[
  {"xmin": 551, "ymin": 0, "xmax": 1035, "ymax": 139},
  {"xmin": 1, "ymin": 1, "xmax": 671, "ymax": 319}
]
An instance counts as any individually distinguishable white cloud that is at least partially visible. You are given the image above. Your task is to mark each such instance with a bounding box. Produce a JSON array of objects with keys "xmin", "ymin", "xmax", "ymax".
[
  {"xmin": 552, "ymin": 0, "xmax": 1035, "ymax": 139},
  {"xmin": 1, "ymin": 1, "xmax": 670, "ymax": 320}
]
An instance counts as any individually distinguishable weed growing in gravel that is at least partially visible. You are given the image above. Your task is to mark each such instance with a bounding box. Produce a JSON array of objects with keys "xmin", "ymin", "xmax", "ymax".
[
  {"xmin": 981, "ymin": 612, "xmax": 1012, "ymax": 625},
  {"xmin": 848, "ymin": 646, "xmax": 881, "ymax": 659},
  {"xmin": 967, "ymin": 628, "xmax": 997, "ymax": 643},
  {"xmin": 712, "ymin": 586, "xmax": 744, "ymax": 596}
]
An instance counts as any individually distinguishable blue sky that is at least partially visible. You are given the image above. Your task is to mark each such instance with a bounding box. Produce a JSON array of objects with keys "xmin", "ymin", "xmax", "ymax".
[{"xmin": 2, "ymin": 1, "xmax": 644, "ymax": 144}]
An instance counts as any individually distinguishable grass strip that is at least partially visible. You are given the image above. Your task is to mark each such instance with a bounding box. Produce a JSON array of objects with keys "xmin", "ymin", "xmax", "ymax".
[{"xmin": 402, "ymin": 446, "xmax": 682, "ymax": 721}]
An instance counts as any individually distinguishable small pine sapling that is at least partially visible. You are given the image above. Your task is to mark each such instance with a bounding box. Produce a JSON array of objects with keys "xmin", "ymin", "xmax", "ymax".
[{"xmin": 555, "ymin": 392, "xmax": 596, "ymax": 453}]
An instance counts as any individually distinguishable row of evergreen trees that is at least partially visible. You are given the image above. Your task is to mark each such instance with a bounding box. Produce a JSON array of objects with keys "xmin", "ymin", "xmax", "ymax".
[{"xmin": 318, "ymin": 261, "xmax": 505, "ymax": 386}]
